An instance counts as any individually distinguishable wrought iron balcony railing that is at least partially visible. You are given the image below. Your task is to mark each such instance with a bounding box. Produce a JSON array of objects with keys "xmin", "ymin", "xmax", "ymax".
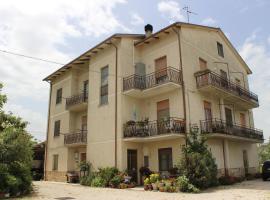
[
  {"xmin": 64, "ymin": 130, "xmax": 87, "ymax": 145},
  {"xmin": 200, "ymin": 118, "xmax": 263, "ymax": 141},
  {"xmin": 66, "ymin": 92, "xmax": 88, "ymax": 109},
  {"xmin": 123, "ymin": 67, "xmax": 182, "ymax": 92},
  {"xmin": 123, "ymin": 117, "xmax": 185, "ymax": 138},
  {"xmin": 195, "ymin": 70, "xmax": 258, "ymax": 105}
]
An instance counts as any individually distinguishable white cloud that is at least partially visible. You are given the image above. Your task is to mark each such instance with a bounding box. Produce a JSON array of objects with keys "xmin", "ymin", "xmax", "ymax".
[
  {"xmin": 0, "ymin": 0, "xmax": 129, "ymax": 140},
  {"xmin": 130, "ymin": 13, "xmax": 145, "ymax": 26},
  {"xmin": 201, "ymin": 17, "xmax": 217, "ymax": 26},
  {"xmin": 158, "ymin": 0, "xmax": 185, "ymax": 23},
  {"xmin": 239, "ymin": 33, "xmax": 270, "ymax": 141},
  {"xmin": 4, "ymin": 103, "xmax": 47, "ymax": 141}
]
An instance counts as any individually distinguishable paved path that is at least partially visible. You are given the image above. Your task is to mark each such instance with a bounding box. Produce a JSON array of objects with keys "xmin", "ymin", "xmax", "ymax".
[{"xmin": 15, "ymin": 179, "xmax": 270, "ymax": 200}]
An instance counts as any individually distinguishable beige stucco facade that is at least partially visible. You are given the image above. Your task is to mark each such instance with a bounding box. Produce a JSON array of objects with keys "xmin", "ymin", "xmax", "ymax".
[{"xmin": 44, "ymin": 23, "xmax": 263, "ymax": 182}]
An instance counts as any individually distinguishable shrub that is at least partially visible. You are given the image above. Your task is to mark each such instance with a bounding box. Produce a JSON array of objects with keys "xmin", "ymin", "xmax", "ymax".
[
  {"xmin": 178, "ymin": 126, "xmax": 218, "ymax": 189},
  {"xmin": 149, "ymin": 173, "xmax": 160, "ymax": 184},
  {"xmin": 176, "ymin": 175, "xmax": 199, "ymax": 193},
  {"xmin": 109, "ymin": 175, "xmax": 122, "ymax": 188},
  {"xmin": 98, "ymin": 167, "xmax": 119, "ymax": 186},
  {"xmin": 91, "ymin": 176, "xmax": 106, "ymax": 187},
  {"xmin": 80, "ymin": 173, "xmax": 96, "ymax": 186},
  {"xmin": 218, "ymin": 176, "xmax": 244, "ymax": 185}
]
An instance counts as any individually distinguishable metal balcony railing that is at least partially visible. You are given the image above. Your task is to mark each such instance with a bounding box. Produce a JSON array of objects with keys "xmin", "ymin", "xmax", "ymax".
[
  {"xmin": 66, "ymin": 92, "xmax": 88, "ymax": 109},
  {"xmin": 123, "ymin": 67, "xmax": 182, "ymax": 92},
  {"xmin": 123, "ymin": 117, "xmax": 185, "ymax": 138},
  {"xmin": 195, "ymin": 70, "xmax": 258, "ymax": 104},
  {"xmin": 200, "ymin": 118, "xmax": 263, "ymax": 141},
  {"xmin": 64, "ymin": 130, "xmax": 87, "ymax": 145}
]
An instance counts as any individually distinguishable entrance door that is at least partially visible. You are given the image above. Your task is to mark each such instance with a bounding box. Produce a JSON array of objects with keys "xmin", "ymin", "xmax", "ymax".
[
  {"xmin": 158, "ymin": 148, "xmax": 172, "ymax": 172},
  {"xmin": 243, "ymin": 150, "xmax": 249, "ymax": 176},
  {"xmin": 225, "ymin": 108, "xmax": 233, "ymax": 126},
  {"xmin": 155, "ymin": 56, "xmax": 167, "ymax": 84},
  {"xmin": 80, "ymin": 152, "xmax": 86, "ymax": 162},
  {"xmin": 127, "ymin": 149, "xmax": 137, "ymax": 183}
]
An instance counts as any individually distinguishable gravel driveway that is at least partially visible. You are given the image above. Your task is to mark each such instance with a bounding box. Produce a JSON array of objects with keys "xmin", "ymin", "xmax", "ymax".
[{"xmin": 15, "ymin": 179, "xmax": 270, "ymax": 200}]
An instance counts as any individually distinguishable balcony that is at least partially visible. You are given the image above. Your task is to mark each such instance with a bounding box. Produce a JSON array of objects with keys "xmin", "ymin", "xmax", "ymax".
[
  {"xmin": 64, "ymin": 130, "xmax": 87, "ymax": 146},
  {"xmin": 123, "ymin": 117, "xmax": 185, "ymax": 142},
  {"xmin": 200, "ymin": 118, "xmax": 263, "ymax": 142},
  {"xmin": 66, "ymin": 92, "xmax": 88, "ymax": 111},
  {"xmin": 123, "ymin": 67, "xmax": 182, "ymax": 99},
  {"xmin": 194, "ymin": 70, "xmax": 259, "ymax": 109}
]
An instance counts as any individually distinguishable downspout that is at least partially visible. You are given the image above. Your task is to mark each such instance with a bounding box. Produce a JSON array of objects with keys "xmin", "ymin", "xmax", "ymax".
[
  {"xmin": 44, "ymin": 81, "xmax": 52, "ymax": 180},
  {"xmin": 173, "ymin": 26, "xmax": 187, "ymax": 140},
  {"xmin": 111, "ymin": 41, "xmax": 118, "ymax": 168}
]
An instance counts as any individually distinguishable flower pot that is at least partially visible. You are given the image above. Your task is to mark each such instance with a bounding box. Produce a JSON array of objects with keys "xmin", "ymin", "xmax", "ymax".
[
  {"xmin": 159, "ymin": 187, "xmax": 165, "ymax": 192},
  {"xmin": 144, "ymin": 185, "xmax": 149, "ymax": 191},
  {"xmin": 151, "ymin": 183, "xmax": 158, "ymax": 191},
  {"xmin": 148, "ymin": 184, "xmax": 153, "ymax": 190}
]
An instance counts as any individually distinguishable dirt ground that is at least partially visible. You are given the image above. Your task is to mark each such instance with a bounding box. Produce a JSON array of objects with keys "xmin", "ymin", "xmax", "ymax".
[{"xmin": 14, "ymin": 179, "xmax": 270, "ymax": 200}]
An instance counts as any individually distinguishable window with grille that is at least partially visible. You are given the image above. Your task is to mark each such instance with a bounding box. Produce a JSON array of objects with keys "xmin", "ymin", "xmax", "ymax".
[
  {"xmin": 54, "ymin": 120, "xmax": 61, "ymax": 137},
  {"xmin": 56, "ymin": 88, "xmax": 62, "ymax": 104},
  {"xmin": 100, "ymin": 66, "xmax": 108, "ymax": 105}
]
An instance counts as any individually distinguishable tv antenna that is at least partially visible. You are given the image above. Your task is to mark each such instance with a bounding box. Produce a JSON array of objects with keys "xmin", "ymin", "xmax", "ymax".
[{"xmin": 183, "ymin": 6, "xmax": 197, "ymax": 23}]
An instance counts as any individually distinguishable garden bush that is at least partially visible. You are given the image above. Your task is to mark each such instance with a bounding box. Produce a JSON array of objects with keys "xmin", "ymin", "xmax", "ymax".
[
  {"xmin": 178, "ymin": 126, "xmax": 218, "ymax": 189},
  {"xmin": 91, "ymin": 176, "xmax": 106, "ymax": 187},
  {"xmin": 176, "ymin": 175, "xmax": 199, "ymax": 193},
  {"xmin": 109, "ymin": 175, "xmax": 122, "ymax": 188},
  {"xmin": 98, "ymin": 167, "xmax": 119, "ymax": 186}
]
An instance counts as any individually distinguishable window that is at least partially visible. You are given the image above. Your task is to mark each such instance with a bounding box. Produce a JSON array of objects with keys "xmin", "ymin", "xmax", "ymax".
[
  {"xmin": 199, "ymin": 58, "xmax": 207, "ymax": 70},
  {"xmin": 217, "ymin": 42, "xmax": 224, "ymax": 57},
  {"xmin": 144, "ymin": 156, "xmax": 149, "ymax": 167},
  {"xmin": 54, "ymin": 120, "xmax": 61, "ymax": 136},
  {"xmin": 158, "ymin": 148, "xmax": 172, "ymax": 171},
  {"xmin": 100, "ymin": 66, "xmax": 108, "ymax": 105},
  {"xmin": 83, "ymin": 80, "xmax": 89, "ymax": 99},
  {"xmin": 240, "ymin": 113, "xmax": 246, "ymax": 127},
  {"xmin": 157, "ymin": 99, "xmax": 170, "ymax": 121},
  {"xmin": 52, "ymin": 154, "xmax": 59, "ymax": 171},
  {"xmin": 204, "ymin": 101, "xmax": 212, "ymax": 120},
  {"xmin": 56, "ymin": 88, "xmax": 62, "ymax": 104},
  {"xmin": 155, "ymin": 56, "xmax": 167, "ymax": 83}
]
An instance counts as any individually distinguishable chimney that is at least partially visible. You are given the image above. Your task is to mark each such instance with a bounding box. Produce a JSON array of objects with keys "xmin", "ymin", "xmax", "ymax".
[{"xmin": 144, "ymin": 24, "xmax": 153, "ymax": 37}]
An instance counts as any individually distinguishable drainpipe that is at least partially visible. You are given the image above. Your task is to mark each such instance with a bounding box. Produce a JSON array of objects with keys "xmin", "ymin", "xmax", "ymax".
[
  {"xmin": 173, "ymin": 26, "xmax": 187, "ymax": 141},
  {"xmin": 44, "ymin": 81, "xmax": 52, "ymax": 180},
  {"xmin": 111, "ymin": 40, "xmax": 118, "ymax": 168}
]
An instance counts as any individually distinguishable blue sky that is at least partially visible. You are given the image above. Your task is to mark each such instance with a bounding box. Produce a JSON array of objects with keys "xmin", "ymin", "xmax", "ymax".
[{"xmin": 0, "ymin": 0, "xmax": 269, "ymax": 142}]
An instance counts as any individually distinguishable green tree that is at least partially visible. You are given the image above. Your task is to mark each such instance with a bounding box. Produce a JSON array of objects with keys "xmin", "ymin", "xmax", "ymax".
[
  {"xmin": 0, "ymin": 83, "xmax": 34, "ymax": 195},
  {"xmin": 178, "ymin": 125, "xmax": 218, "ymax": 189},
  {"xmin": 258, "ymin": 140, "xmax": 270, "ymax": 164}
]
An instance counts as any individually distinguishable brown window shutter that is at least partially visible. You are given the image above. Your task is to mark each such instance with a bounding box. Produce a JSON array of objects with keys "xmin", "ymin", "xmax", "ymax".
[
  {"xmin": 199, "ymin": 58, "xmax": 207, "ymax": 70},
  {"xmin": 157, "ymin": 99, "xmax": 169, "ymax": 111},
  {"xmin": 155, "ymin": 56, "xmax": 167, "ymax": 78}
]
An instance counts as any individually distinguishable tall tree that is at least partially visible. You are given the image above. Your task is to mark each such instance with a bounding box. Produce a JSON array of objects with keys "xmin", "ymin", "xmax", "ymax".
[{"xmin": 0, "ymin": 83, "xmax": 34, "ymax": 195}]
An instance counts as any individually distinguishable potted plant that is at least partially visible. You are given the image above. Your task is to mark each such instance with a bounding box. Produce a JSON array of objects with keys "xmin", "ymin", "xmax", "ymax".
[
  {"xmin": 143, "ymin": 178, "xmax": 150, "ymax": 191},
  {"xmin": 149, "ymin": 174, "xmax": 160, "ymax": 191},
  {"xmin": 139, "ymin": 166, "xmax": 152, "ymax": 185}
]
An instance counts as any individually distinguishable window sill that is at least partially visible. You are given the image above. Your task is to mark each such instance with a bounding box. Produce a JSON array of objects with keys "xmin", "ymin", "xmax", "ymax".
[{"xmin": 99, "ymin": 102, "xmax": 109, "ymax": 107}]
